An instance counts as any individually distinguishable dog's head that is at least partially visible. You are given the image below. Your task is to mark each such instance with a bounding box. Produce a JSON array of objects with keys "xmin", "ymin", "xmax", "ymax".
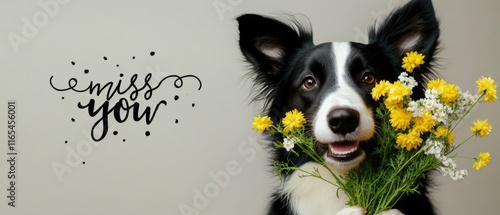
[{"xmin": 238, "ymin": 0, "xmax": 439, "ymax": 171}]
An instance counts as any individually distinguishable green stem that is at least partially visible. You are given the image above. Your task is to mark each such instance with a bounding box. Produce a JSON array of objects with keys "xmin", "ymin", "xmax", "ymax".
[
  {"xmin": 280, "ymin": 127, "xmax": 352, "ymax": 199},
  {"xmin": 449, "ymin": 93, "xmax": 484, "ymax": 134},
  {"xmin": 370, "ymin": 148, "xmax": 425, "ymax": 213},
  {"xmin": 292, "ymin": 130, "xmax": 348, "ymax": 188},
  {"xmin": 450, "ymin": 155, "xmax": 476, "ymax": 161},
  {"xmin": 297, "ymin": 142, "xmax": 350, "ymax": 197},
  {"xmin": 294, "ymin": 167, "xmax": 339, "ymax": 187},
  {"xmin": 394, "ymin": 148, "xmax": 424, "ymax": 181},
  {"xmin": 446, "ymin": 134, "xmax": 475, "ymax": 155}
]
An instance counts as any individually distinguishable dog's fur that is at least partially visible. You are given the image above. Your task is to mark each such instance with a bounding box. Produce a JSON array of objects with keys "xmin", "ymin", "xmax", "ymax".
[{"xmin": 237, "ymin": 0, "xmax": 440, "ymax": 214}]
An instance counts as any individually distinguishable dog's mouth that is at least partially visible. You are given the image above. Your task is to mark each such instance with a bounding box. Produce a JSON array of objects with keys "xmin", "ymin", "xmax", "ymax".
[
  {"xmin": 325, "ymin": 140, "xmax": 362, "ymax": 162},
  {"xmin": 319, "ymin": 140, "xmax": 365, "ymax": 169}
]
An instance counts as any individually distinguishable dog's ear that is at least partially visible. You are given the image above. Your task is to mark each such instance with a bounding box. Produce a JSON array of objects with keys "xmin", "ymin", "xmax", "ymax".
[
  {"xmin": 237, "ymin": 14, "xmax": 313, "ymax": 107},
  {"xmin": 369, "ymin": 0, "xmax": 439, "ymax": 98},
  {"xmin": 369, "ymin": 0, "xmax": 439, "ymax": 70},
  {"xmin": 237, "ymin": 14, "xmax": 312, "ymax": 79}
]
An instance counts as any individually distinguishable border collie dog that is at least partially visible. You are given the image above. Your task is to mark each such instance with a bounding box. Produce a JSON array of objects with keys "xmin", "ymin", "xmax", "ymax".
[{"xmin": 237, "ymin": 0, "xmax": 439, "ymax": 214}]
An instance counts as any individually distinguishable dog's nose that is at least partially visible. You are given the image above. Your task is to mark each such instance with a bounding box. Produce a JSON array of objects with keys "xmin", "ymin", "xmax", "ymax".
[{"xmin": 328, "ymin": 108, "xmax": 359, "ymax": 135}]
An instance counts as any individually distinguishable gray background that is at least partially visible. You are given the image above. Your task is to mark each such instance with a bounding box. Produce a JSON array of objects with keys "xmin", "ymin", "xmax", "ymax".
[{"xmin": 0, "ymin": 0, "xmax": 499, "ymax": 214}]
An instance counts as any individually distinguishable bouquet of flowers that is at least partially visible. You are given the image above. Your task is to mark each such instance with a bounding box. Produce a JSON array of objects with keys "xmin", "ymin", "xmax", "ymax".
[{"xmin": 251, "ymin": 51, "xmax": 497, "ymax": 215}]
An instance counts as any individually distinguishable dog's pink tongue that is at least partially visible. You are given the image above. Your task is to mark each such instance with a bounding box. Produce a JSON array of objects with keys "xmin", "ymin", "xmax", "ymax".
[{"xmin": 329, "ymin": 141, "xmax": 359, "ymax": 154}]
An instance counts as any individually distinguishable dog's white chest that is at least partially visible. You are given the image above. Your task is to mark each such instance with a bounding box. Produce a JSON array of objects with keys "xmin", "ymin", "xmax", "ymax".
[{"xmin": 282, "ymin": 162, "xmax": 349, "ymax": 215}]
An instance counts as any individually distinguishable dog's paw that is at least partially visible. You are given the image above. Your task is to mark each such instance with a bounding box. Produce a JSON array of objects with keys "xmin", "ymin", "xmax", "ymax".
[
  {"xmin": 377, "ymin": 209, "xmax": 404, "ymax": 215},
  {"xmin": 336, "ymin": 206, "xmax": 366, "ymax": 215}
]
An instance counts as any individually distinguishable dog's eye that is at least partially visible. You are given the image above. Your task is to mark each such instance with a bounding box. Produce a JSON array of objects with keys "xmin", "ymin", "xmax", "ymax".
[
  {"xmin": 362, "ymin": 73, "xmax": 377, "ymax": 85},
  {"xmin": 302, "ymin": 77, "xmax": 317, "ymax": 90}
]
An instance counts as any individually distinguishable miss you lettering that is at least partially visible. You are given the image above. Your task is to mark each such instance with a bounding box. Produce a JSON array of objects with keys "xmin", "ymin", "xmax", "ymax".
[{"xmin": 50, "ymin": 70, "xmax": 202, "ymax": 142}]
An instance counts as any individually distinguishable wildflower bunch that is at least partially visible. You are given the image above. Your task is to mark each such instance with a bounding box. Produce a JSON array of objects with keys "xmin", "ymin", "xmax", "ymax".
[
  {"xmin": 370, "ymin": 61, "xmax": 496, "ymax": 180},
  {"xmin": 343, "ymin": 52, "xmax": 496, "ymax": 214}
]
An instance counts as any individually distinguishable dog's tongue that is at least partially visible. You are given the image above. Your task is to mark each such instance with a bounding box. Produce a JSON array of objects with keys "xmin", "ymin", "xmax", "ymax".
[{"xmin": 329, "ymin": 141, "xmax": 359, "ymax": 155}]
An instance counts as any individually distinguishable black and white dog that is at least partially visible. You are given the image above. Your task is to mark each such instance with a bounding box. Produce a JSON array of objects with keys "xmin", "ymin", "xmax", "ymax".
[{"xmin": 237, "ymin": 0, "xmax": 440, "ymax": 214}]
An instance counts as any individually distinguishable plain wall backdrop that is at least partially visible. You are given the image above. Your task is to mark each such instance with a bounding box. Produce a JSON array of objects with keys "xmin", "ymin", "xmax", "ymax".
[{"xmin": 0, "ymin": 0, "xmax": 499, "ymax": 214}]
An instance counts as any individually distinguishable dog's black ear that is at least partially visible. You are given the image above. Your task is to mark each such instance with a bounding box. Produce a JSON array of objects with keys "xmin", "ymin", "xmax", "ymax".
[
  {"xmin": 369, "ymin": 0, "xmax": 440, "ymax": 98},
  {"xmin": 369, "ymin": 0, "xmax": 439, "ymax": 71},
  {"xmin": 237, "ymin": 14, "xmax": 312, "ymax": 79},
  {"xmin": 237, "ymin": 14, "xmax": 313, "ymax": 107}
]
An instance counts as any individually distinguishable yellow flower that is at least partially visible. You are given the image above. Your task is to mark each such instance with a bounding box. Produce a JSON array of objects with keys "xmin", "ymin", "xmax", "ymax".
[
  {"xmin": 384, "ymin": 98, "xmax": 403, "ymax": 113},
  {"xmin": 472, "ymin": 152, "xmax": 491, "ymax": 170},
  {"xmin": 434, "ymin": 125, "xmax": 454, "ymax": 144},
  {"xmin": 427, "ymin": 79, "xmax": 459, "ymax": 104},
  {"xmin": 476, "ymin": 77, "xmax": 497, "ymax": 103},
  {"xmin": 396, "ymin": 130, "xmax": 423, "ymax": 150},
  {"xmin": 471, "ymin": 119, "xmax": 493, "ymax": 137},
  {"xmin": 427, "ymin": 79, "xmax": 447, "ymax": 90},
  {"xmin": 372, "ymin": 80, "xmax": 391, "ymax": 101},
  {"xmin": 252, "ymin": 114, "xmax": 273, "ymax": 133},
  {"xmin": 402, "ymin": 51, "xmax": 425, "ymax": 73},
  {"xmin": 447, "ymin": 132, "xmax": 455, "ymax": 145},
  {"xmin": 412, "ymin": 110, "xmax": 436, "ymax": 134},
  {"xmin": 282, "ymin": 109, "xmax": 306, "ymax": 133},
  {"xmin": 386, "ymin": 81, "xmax": 411, "ymax": 104},
  {"xmin": 389, "ymin": 108, "xmax": 413, "ymax": 130},
  {"xmin": 434, "ymin": 125, "xmax": 449, "ymax": 138},
  {"xmin": 440, "ymin": 84, "xmax": 460, "ymax": 104}
]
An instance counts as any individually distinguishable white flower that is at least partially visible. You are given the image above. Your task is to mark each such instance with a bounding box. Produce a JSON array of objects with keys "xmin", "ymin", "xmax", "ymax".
[
  {"xmin": 440, "ymin": 157, "xmax": 456, "ymax": 169},
  {"xmin": 461, "ymin": 91, "xmax": 478, "ymax": 105},
  {"xmin": 422, "ymin": 98, "xmax": 437, "ymax": 110},
  {"xmin": 425, "ymin": 89, "xmax": 439, "ymax": 101},
  {"xmin": 407, "ymin": 101, "xmax": 424, "ymax": 117},
  {"xmin": 435, "ymin": 154, "xmax": 468, "ymax": 180},
  {"xmin": 436, "ymin": 141, "xmax": 468, "ymax": 181},
  {"xmin": 398, "ymin": 72, "xmax": 418, "ymax": 90},
  {"xmin": 452, "ymin": 91, "xmax": 478, "ymax": 119},
  {"xmin": 283, "ymin": 137, "xmax": 299, "ymax": 151},
  {"xmin": 423, "ymin": 139, "xmax": 444, "ymax": 158},
  {"xmin": 431, "ymin": 104, "xmax": 449, "ymax": 124},
  {"xmin": 437, "ymin": 166, "xmax": 450, "ymax": 176},
  {"xmin": 450, "ymin": 169, "xmax": 468, "ymax": 181}
]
